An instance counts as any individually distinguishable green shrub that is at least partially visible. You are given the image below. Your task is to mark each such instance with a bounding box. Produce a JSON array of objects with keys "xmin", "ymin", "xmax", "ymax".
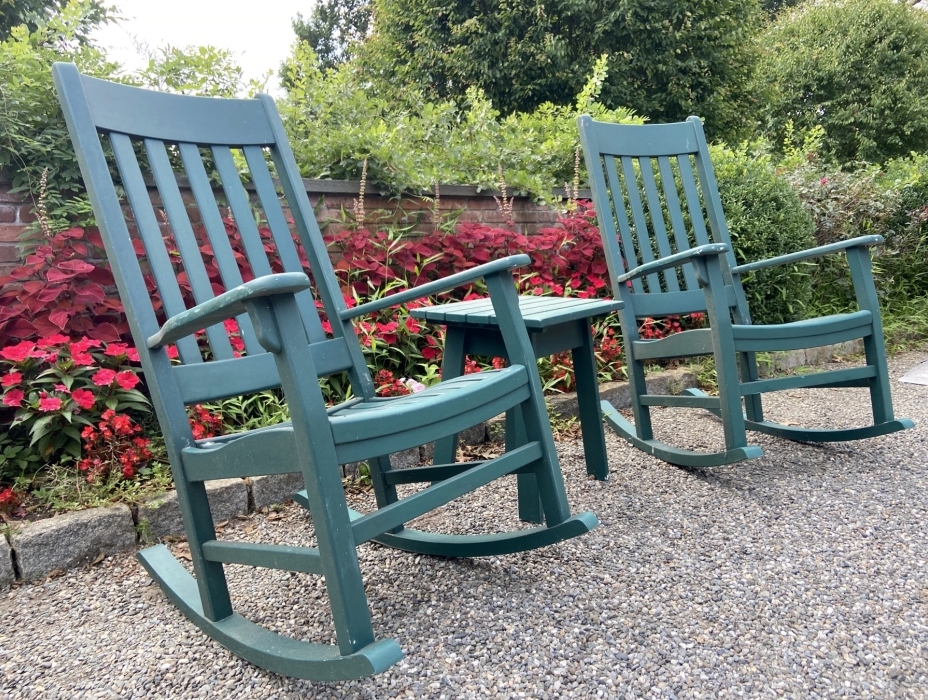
[
  {"xmin": 280, "ymin": 49, "xmax": 640, "ymax": 200},
  {"xmin": 361, "ymin": 0, "xmax": 762, "ymax": 143},
  {"xmin": 711, "ymin": 145, "xmax": 816, "ymax": 324},
  {"xmin": 755, "ymin": 0, "xmax": 928, "ymax": 164}
]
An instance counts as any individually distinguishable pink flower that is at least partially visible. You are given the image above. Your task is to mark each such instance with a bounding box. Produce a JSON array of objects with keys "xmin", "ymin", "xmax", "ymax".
[
  {"xmin": 2, "ymin": 389, "xmax": 24, "ymax": 407},
  {"xmin": 38, "ymin": 396, "xmax": 63, "ymax": 412},
  {"xmin": 71, "ymin": 388, "xmax": 96, "ymax": 409},
  {"xmin": 54, "ymin": 384, "xmax": 70, "ymax": 393},
  {"xmin": 114, "ymin": 371, "xmax": 140, "ymax": 390},
  {"xmin": 91, "ymin": 369, "xmax": 117, "ymax": 386},
  {"xmin": 125, "ymin": 347, "xmax": 140, "ymax": 362},
  {"xmin": 1, "ymin": 372, "xmax": 22, "ymax": 387},
  {"xmin": 69, "ymin": 338, "xmax": 100, "ymax": 354},
  {"xmin": 104, "ymin": 343, "xmax": 129, "ymax": 357},
  {"xmin": 0, "ymin": 342, "xmax": 35, "ymax": 363}
]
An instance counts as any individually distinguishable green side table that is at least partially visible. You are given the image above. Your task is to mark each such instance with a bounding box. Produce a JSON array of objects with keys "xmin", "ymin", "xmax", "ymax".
[{"xmin": 412, "ymin": 295, "xmax": 623, "ymax": 522}]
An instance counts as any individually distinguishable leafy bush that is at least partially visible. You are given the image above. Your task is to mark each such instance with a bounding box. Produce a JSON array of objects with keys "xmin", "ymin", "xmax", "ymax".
[
  {"xmin": 755, "ymin": 0, "xmax": 928, "ymax": 164},
  {"xmin": 711, "ymin": 145, "xmax": 816, "ymax": 324},
  {"xmin": 360, "ymin": 0, "xmax": 761, "ymax": 142},
  {"xmin": 280, "ymin": 48, "xmax": 640, "ymax": 199}
]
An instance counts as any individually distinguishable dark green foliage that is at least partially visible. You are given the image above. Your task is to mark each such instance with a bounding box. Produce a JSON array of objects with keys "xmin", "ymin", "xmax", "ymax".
[
  {"xmin": 756, "ymin": 0, "xmax": 928, "ymax": 164},
  {"xmin": 760, "ymin": 0, "xmax": 800, "ymax": 18},
  {"xmin": 711, "ymin": 145, "xmax": 816, "ymax": 324},
  {"xmin": 361, "ymin": 0, "xmax": 761, "ymax": 143},
  {"xmin": 292, "ymin": 0, "xmax": 371, "ymax": 70},
  {"xmin": 0, "ymin": 0, "xmax": 107, "ymax": 40}
]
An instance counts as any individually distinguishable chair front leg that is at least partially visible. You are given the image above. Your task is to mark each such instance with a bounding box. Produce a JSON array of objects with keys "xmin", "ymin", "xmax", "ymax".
[{"xmin": 693, "ymin": 256, "xmax": 749, "ymax": 452}]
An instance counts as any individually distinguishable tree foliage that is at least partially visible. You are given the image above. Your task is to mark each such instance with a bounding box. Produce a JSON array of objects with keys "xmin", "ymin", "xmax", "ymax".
[
  {"xmin": 0, "ymin": 0, "xmax": 108, "ymax": 40},
  {"xmin": 755, "ymin": 0, "xmax": 928, "ymax": 164},
  {"xmin": 292, "ymin": 0, "xmax": 371, "ymax": 70},
  {"xmin": 359, "ymin": 0, "xmax": 761, "ymax": 142}
]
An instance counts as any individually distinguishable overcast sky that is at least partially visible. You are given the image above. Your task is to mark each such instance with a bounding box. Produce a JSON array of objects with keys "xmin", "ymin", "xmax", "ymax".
[{"xmin": 91, "ymin": 0, "xmax": 309, "ymax": 93}]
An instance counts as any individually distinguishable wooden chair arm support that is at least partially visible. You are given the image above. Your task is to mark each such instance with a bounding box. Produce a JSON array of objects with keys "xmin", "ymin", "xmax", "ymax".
[
  {"xmin": 147, "ymin": 272, "xmax": 311, "ymax": 348},
  {"xmin": 615, "ymin": 243, "xmax": 730, "ymax": 285},
  {"xmin": 732, "ymin": 235, "xmax": 884, "ymax": 275},
  {"xmin": 339, "ymin": 254, "xmax": 531, "ymax": 320}
]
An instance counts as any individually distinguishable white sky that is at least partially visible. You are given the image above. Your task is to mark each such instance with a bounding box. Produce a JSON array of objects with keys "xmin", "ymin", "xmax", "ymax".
[{"xmin": 91, "ymin": 0, "xmax": 309, "ymax": 93}]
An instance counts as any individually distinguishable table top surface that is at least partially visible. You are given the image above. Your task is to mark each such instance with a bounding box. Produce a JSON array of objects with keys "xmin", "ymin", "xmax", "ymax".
[{"xmin": 410, "ymin": 295, "xmax": 623, "ymax": 330}]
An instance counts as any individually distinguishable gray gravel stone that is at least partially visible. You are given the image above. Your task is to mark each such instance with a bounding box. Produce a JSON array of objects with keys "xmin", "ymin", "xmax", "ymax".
[
  {"xmin": 9, "ymin": 504, "xmax": 135, "ymax": 581},
  {"xmin": 0, "ymin": 537, "xmax": 13, "ymax": 590},
  {"xmin": 249, "ymin": 472, "xmax": 305, "ymax": 511},
  {"xmin": 1, "ymin": 350, "xmax": 925, "ymax": 698},
  {"xmin": 138, "ymin": 478, "xmax": 249, "ymax": 540}
]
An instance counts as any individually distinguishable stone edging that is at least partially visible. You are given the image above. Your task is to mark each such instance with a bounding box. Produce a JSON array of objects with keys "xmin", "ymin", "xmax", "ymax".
[{"xmin": 0, "ymin": 340, "xmax": 864, "ymax": 589}]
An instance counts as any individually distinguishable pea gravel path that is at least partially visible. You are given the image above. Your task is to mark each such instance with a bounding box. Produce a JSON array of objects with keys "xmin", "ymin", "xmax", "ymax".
[{"xmin": 2, "ymin": 351, "xmax": 927, "ymax": 699}]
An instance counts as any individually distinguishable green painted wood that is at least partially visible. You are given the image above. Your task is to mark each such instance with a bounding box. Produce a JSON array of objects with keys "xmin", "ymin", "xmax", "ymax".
[
  {"xmin": 577, "ymin": 113, "xmax": 914, "ymax": 467},
  {"xmin": 202, "ymin": 540, "xmax": 323, "ymax": 574},
  {"xmin": 639, "ymin": 393, "xmax": 721, "ymax": 409},
  {"xmin": 174, "ymin": 338, "xmax": 351, "ymax": 405},
  {"xmin": 180, "ymin": 144, "xmax": 261, "ymax": 357},
  {"xmin": 371, "ymin": 511, "xmax": 599, "ymax": 558},
  {"xmin": 601, "ymin": 402, "xmax": 764, "ymax": 467},
  {"xmin": 631, "ymin": 328, "xmax": 715, "ymax": 360},
  {"xmin": 732, "ymin": 235, "xmax": 884, "ymax": 274},
  {"xmin": 137, "ymin": 545, "xmax": 403, "ymax": 680},
  {"xmin": 57, "ymin": 64, "xmax": 597, "ymax": 681},
  {"xmin": 744, "ymin": 417, "xmax": 915, "ymax": 442},
  {"xmin": 350, "ymin": 443, "xmax": 542, "ymax": 544}
]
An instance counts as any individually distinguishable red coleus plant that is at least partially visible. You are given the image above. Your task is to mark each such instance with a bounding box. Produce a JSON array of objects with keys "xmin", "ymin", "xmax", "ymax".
[
  {"xmin": 0, "ymin": 335, "xmax": 149, "ymax": 461},
  {"xmin": 0, "ymin": 228, "xmax": 129, "ymax": 347}
]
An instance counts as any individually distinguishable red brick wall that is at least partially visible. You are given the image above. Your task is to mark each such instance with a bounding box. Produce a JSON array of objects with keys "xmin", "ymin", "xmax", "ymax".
[
  {"xmin": 0, "ymin": 178, "xmax": 574, "ymax": 275},
  {"xmin": 0, "ymin": 187, "xmax": 36, "ymax": 276}
]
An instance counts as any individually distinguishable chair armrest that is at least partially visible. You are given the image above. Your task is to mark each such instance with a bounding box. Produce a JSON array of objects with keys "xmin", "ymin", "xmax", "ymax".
[
  {"xmin": 615, "ymin": 243, "xmax": 729, "ymax": 285},
  {"xmin": 731, "ymin": 235, "xmax": 884, "ymax": 275},
  {"xmin": 339, "ymin": 254, "xmax": 531, "ymax": 320},
  {"xmin": 147, "ymin": 272, "xmax": 311, "ymax": 348}
]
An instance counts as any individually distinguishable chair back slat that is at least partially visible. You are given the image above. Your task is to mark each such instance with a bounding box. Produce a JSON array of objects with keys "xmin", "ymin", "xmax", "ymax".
[
  {"xmin": 601, "ymin": 155, "xmax": 643, "ymax": 294},
  {"xmin": 242, "ymin": 145, "xmax": 327, "ymax": 343},
  {"xmin": 146, "ymin": 138, "xmax": 235, "ymax": 361},
  {"xmin": 656, "ymin": 156, "xmax": 699, "ymax": 291},
  {"xmin": 638, "ymin": 157, "xmax": 680, "ymax": 294},
  {"xmin": 676, "ymin": 155, "xmax": 713, "ymax": 248},
  {"xmin": 619, "ymin": 156, "xmax": 662, "ymax": 293},
  {"xmin": 110, "ymin": 133, "xmax": 202, "ymax": 364},
  {"xmin": 178, "ymin": 143, "xmax": 262, "ymax": 357}
]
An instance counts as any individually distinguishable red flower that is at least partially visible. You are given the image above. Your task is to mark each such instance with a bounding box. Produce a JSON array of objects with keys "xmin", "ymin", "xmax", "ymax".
[
  {"xmin": 38, "ymin": 396, "xmax": 63, "ymax": 412},
  {"xmin": 92, "ymin": 369, "xmax": 117, "ymax": 386},
  {"xmin": 54, "ymin": 384, "xmax": 70, "ymax": 393},
  {"xmin": 71, "ymin": 388, "xmax": 96, "ymax": 409},
  {"xmin": 115, "ymin": 371, "xmax": 140, "ymax": 390},
  {"xmin": 71, "ymin": 352, "xmax": 95, "ymax": 366},
  {"xmin": 165, "ymin": 346, "xmax": 179, "ymax": 360},
  {"xmin": 1, "ymin": 372, "xmax": 22, "ymax": 387},
  {"xmin": 104, "ymin": 343, "xmax": 129, "ymax": 357},
  {"xmin": 38, "ymin": 334, "xmax": 70, "ymax": 348},
  {"xmin": 0, "ymin": 342, "xmax": 35, "ymax": 362},
  {"xmin": 125, "ymin": 347, "xmax": 140, "ymax": 362},
  {"xmin": 2, "ymin": 389, "xmax": 24, "ymax": 407}
]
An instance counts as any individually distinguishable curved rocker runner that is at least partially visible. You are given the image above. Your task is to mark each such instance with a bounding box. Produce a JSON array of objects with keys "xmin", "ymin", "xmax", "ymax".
[
  {"xmin": 577, "ymin": 115, "xmax": 914, "ymax": 468},
  {"xmin": 54, "ymin": 63, "xmax": 597, "ymax": 681}
]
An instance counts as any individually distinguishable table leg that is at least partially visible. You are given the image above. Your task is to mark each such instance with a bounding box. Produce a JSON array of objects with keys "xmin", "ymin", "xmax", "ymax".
[
  {"xmin": 571, "ymin": 322, "xmax": 610, "ymax": 480},
  {"xmin": 433, "ymin": 327, "xmax": 467, "ymax": 466}
]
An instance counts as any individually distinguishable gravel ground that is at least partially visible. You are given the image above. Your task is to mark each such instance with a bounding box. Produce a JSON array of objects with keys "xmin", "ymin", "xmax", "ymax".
[{"xmin": 1, "ymin": 351, "xmax": 926, "ymax": 699}]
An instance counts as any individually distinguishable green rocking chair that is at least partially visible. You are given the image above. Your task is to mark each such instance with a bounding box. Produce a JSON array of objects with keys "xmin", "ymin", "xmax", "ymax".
[
  {"xmin": 577, "ymin": 115, "xmax": 914, "ymax": 468},
  {"xmin": 54, "ymin": 62, "xmax": 597, "ymax": 682}
]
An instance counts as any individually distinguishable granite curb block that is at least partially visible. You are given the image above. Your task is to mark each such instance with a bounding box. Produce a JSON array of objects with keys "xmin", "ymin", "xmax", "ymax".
[
  {"xmin": 9, "ymin": 504, "xmax": 136, "ymax": 582},
  {"xmin": 0, "ymin": 340, "xmax": 864, "ymax": 589},
  {"xmin": 0, "ymin": 537, "xmax": 14, "ymax": 589},
  {"xmin": 137, "ymin": 478, "xmax": 249, "ymax": 541}
]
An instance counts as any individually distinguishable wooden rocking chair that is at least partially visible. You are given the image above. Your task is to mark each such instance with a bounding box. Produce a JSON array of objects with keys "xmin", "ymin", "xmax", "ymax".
[
  {"xmin": 54, "ymin": 62, "xmax": 597, "ymax": 681},
  {"xmin": 577, "ymin": 115, "xmax": 914, "ymax": 468}
]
